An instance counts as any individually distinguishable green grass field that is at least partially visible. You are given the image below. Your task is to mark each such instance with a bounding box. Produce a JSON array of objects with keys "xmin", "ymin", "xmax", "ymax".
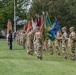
[{"xmin": 0, "ymin": 39, "xmax": 76, "ymax": 75}]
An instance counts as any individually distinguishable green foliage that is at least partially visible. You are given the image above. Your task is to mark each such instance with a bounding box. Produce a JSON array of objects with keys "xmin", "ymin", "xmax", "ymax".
[
  {"xmin": 0, "ymin": 0, "xmax": 14, "ymax": 28},
  {"xmin": 0, "ymin": 0, "xmax": 30, "ymax": 29},
  {"xmin": 28, "ymin": 0, "xmax": 76, "ymax": 29}
]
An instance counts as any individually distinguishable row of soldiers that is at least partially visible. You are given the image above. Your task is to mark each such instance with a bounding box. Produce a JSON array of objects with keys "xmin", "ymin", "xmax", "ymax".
[
  {"xmin": 16, "ymin": 26, "xmax": 76, "ymax": 61},
  {"xmin": 55, "ymin": 27, "xmax": 76, "ymax": 60},
  {"xmin": 16, "ymin": 27, "xmax": 43, "ymax": 60}
]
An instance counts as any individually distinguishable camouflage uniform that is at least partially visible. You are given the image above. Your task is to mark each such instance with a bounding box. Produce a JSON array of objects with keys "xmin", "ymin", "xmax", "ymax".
[
  {"xmin": 48, "ymin": 39, "xmax": 54, "ymax": 55},
  {"xmin": 22, "ymin": 31, "xmax": 26, "ymax": 49},
  {"xmin": 54, "ymin": 31, "xmax": 61, "ymax": 55},
  {"xmin": 61, "ymin": 27, "xmax": 68, "ymax": 59},
  {"xmin": 69, "ymin": 27, "xmax": 76, "ymax": 60},
  {"xmin": 16, "ymin": 31, "xmax": 21, "ymax": 45},
  {"xmin": 16, "ymin": 30, "xmax": 26, "ymax": 49},
  {"xmin": 34, "ymin": 29, "xmax": 43, "ymax": 60},
  {"xmin": 56, "ymin": 31, "xmax": 62, "ymax": 45},
  {"xmin": 26, "ymin": 30, "xmax": 34, "ymax": 55},
  {"xmin": 43, "ymin": 39, "xmax": 48, "ymax": 51}
]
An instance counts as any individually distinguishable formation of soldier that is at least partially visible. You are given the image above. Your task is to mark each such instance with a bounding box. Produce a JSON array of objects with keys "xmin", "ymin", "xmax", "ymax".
[{"xmin": 16, "ymin": 26, "xmax": 76, "ymax": 61}]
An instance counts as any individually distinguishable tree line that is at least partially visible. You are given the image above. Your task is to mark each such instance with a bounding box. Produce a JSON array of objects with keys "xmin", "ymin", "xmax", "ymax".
[
  {"xmin": 28, "ymin": 0, "xmax": 76, "ymax": 31},
  {"xmin": 0, "ymin": 0, "xmax": 30, "ymax": 29},
  {"xmin": 0, "ymin": 0, "xmax": 76, "ymax": 31}
]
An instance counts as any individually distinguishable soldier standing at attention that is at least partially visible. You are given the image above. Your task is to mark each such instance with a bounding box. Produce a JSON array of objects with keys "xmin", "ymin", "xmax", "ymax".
[
  {"xmin": 34, "ymin": 27, "xmax": 43, "ymax": 60},
  {"xmin": 48, "ymin": 39, "xmax": 54, "ymax": 55},
  {"xmin": 56, "ymin": 31, "xmax": 62, "ymax": 45},
  {"xmin": 26, "ymin": 27, "xmax": 34, "ymax": 55},
  {"xmin": 54, "ymin": 31, "xmax": 61, "ymax": 55},
  {"xmin": 61, "ymin": 27, "xmax": 68, "ymax": 59},
  {"xmin": 69, "ymin": 27, "xmax": 76, "ymax": 61},
  {"xmin": 22, "ymin": 31, "xmax": 26, "ymax": 49}
]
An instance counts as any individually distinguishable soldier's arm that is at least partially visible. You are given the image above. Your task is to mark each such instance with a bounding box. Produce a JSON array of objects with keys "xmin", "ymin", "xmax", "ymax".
[{"xmin": 70, "ymin": 33, "xmax": 76, "ymax": 40}]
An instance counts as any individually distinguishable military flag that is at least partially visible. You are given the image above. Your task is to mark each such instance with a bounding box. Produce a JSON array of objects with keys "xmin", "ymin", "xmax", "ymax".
[
  {"xmin": 32, "ymin": 19, "xmax": 37, "ymax": 30},
  {"xmin": 46, "ymin": 17, "xmax": 52, "ymax": 31},
  {"xmin": 6, "ymin": 19, "xmax": 12, "ymax": 43},
  {"xmin": 36, "ymin": 17, "xmax": 42, "ymax": 27},
  {"xmin": 46, "ymin": 30, "xmax": 55, "ymax": 41},
  {"xmin": 50, "ymin": 20, "xmax": 60, "ymax": 34},
  {"xmin": 45, "ymin": 17, "xmax": 56, "ymax": 41},
  {"xmin": 24, "ymin": 22, "xmax": 28, "ymax": 31},
  {"xmin": 7, "ymin": 19, "xmax": 12, "ymax": 34}
]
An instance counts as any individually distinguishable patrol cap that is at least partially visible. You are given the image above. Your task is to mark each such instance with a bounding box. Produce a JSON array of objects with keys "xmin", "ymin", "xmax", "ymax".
[
  {"xmin": 69, "ymin": 27, "xmax": 74, "ymax": 30},
  {"xmin": 62, "ymin": 27, "xmax": 66, "ymax": 30}
]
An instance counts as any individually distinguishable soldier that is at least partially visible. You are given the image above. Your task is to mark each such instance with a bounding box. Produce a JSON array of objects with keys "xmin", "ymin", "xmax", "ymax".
[
  {"xmin": 54, "ymin": 40, "xmax": 60, "ymax": 55},
  {"xmin": 69, "ymin": 27, "xmax": 76, "ymax": 61},
  {"xmin": 56, "ymin": 31, "xmax": 62, "ymax": 45},
  {"xmin": 16, "ymin": 31, "xmax": 21, "ymax": 45},
  {"xmin": 48, "ymin": 39, "xmax": 54, "ymax": 55},
  {"xmin": 61, "ymin": 27, "xmax": 68, "ymax": 59},
  {"xmin": 54, "ymin": 31, "xmax": 61, "ymax": 55},
  {"xmin": 26, "ymin": 27, "xmax": 34, "ymax": 55},
  {"xmin": 22, "ymin": 31, "xmax": 26, "ymax": 49},
  {"xmin": 34, "ymin": 27, "xmax": 43, "ymax": 60}
]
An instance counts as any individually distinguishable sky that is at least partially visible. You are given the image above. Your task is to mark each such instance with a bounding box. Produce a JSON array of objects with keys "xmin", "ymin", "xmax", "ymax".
[
  {"xmin": 27, "ymin": 0, "xmax": 32, "ymax": 9},
  {"xmin": 23, "ymin": 0, "xmax": 32, "ymax": 10}
]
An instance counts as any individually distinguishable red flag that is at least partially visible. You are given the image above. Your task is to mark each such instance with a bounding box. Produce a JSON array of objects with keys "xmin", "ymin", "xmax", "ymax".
[
  {"xmin": 24, "ymin": 22, "xmax": 28, "ymax": 31},
  {"xmin": 36, "ymin": 17, "xmax": 42, "ymax": 27},
  {"xmin": 30, "ymin": 20, "xmax": 32, "ymax": 27},
  {"xmin": 7, "ymin": 19, "xmax": 12, "ymax": 34},
  {"xmin": 6, "ymin": 19, "xmax": 12, "ymax": 43}
]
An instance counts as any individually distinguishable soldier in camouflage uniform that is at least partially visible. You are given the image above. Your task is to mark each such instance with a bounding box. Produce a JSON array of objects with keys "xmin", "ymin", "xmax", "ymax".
[
  {"xmin": 61, "ymin": 27, "xmax": 68, "ymax": 59},
  {"xmin": 22, "ymin": 31, "xmax": 26, "ymax": 49},
  {"xmin": 69, "ymin": 27, "xmax": 76, "ymax": 61},
  {"xmin": 48, "ymin": 39, "xmax": 54, "ymax": 55},
  {"xmin": 34, "ymin": 27, "xmax": 43, "ymax": 60},
  {"xmin": 16, "ymin": 30, "xmax": 21, "ymax": 45},
  {"xmin": 56, "ymin": 31, "xmax": 62, "ymax": 45},
  {"xmin": 26, "ymin": 27, "xmax": 35, "ymax": 55},
  {"xmin": 54, "ymin": 31, "xmax": 61, "ymax": 55}
]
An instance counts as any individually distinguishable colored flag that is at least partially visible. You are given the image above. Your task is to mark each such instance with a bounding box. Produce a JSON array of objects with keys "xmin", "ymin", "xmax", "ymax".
[
  {"xmin": 24, "ymin": 22, "xmax": 28, "ymax": 31},
  {"xmin": 7, "ymin": 19, "xmax": 12, "ymax": 34},
  {"xmin": 45, "ymin": 17, "xmax": 55, "ymax": 41},
  {"xmin": 42, "ymin": 16, "xmax": 52, "ymax": 41},
  {"xmin": 46, "ymin": 17, "xmax": 52, "ymax": 31},
  {"xmin": 28, "ymin": 21, "xmax": 31, "ymax": 28},
  {"xmin": 42, "ymin": 24, "xmax": 46, "ymax": 41},
  {"xmin": 36, "ymin": 17, "xmax": 42, "ymax": 27},
  {"xmin": 32, "ymin": 19, "xmax": 37, "ymax": 30},
  {"xmin": 46, "ymin": 30, "xmax": 55, "ymax": 41},
  {"xmin": 6, "ymin": 19, "xmax": 12, "ymax": 43},
  {"xmin": 50, "ymin": 20, "xmax": 60, "ymax": 34}
]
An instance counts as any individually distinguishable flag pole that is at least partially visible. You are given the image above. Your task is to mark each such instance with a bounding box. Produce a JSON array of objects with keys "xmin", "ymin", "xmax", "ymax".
[{"xmin": 14, "ymin": 0, "xmax": 16, "ymax": 32}]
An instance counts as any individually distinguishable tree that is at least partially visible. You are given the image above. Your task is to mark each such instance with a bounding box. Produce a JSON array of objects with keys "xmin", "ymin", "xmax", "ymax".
[
  {"xmin": 28, "ymin": 0, "xmax": 76, "ymax": 30},
  {"xmin": 0, "ymin": 0, "xmax": 30, "ymax": 29}
]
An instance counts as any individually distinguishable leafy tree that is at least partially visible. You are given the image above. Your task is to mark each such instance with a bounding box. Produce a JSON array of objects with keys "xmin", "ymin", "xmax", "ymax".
[
  {"xmin": 28, "ymin": 0, "xmax": 76, "ymax": 30},
  {"xmin": 0, "ymin": 0, "xmax": 30, "ymax": 29}
]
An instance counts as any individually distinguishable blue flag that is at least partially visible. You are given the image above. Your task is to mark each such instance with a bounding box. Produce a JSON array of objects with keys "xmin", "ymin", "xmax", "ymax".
[
  {"xmin": 46, "ymin": 30, "xmax": 55, "ymax": 41},
  {"xmin": 50, "ymin": 20, "xmax": 60, "ymax": 34},
  {"xmin": 45, "ymin": 17, "xmax": 56, "ymax": 41}
]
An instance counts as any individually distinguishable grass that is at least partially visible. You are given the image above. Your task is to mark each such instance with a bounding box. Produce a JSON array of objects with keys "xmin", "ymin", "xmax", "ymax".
[{"xmin": 0, "ymin": 39, "xmax": 76, "ymax": 75}]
